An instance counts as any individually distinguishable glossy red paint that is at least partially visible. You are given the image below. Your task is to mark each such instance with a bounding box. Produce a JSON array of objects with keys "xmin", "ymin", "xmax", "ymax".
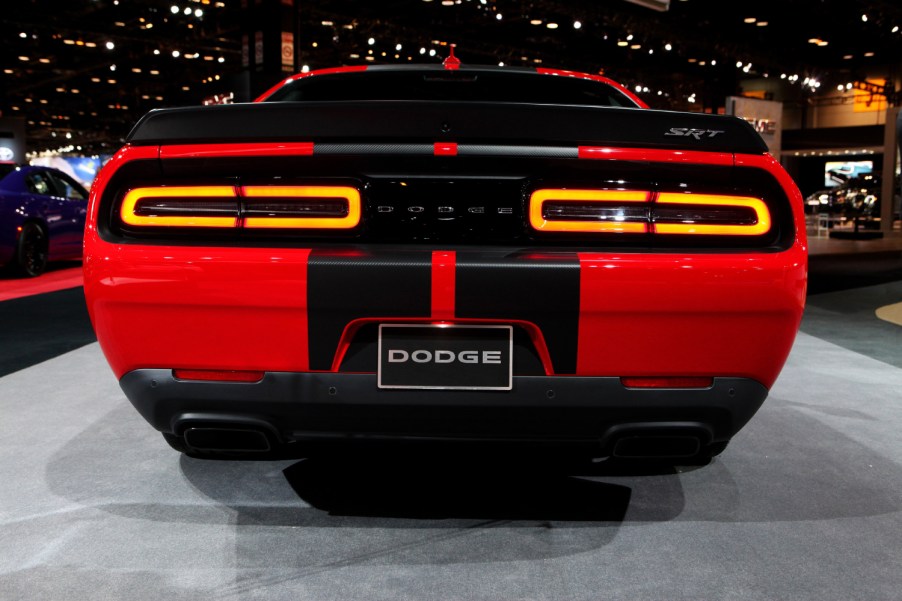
[
  {"xmin": 431, "ymin": 250, "xmax": 456, "ymax": 320},
  {"xmin": 160, "ymin": 142, "xmax": 314, "ymax": 159},
  {"xmin": 578, "ymin": 146, "xmax": 734, "ymax": 166},
  {"xmin": 536, "ymin": 67, "xmax": 649, "ymax": 108},
  {"xmin": 254, "ymin": 65, "xmax": 369, "ymax": 102},
  {"xmin": 577, "ymin": 205, "xmax": 807, "ymax": 388}
]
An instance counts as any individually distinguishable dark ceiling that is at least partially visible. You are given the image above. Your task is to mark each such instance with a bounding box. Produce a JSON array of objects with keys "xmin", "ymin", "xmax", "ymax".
[{"xmin": 3, "ymin": 0, "xmax": 901, "ymax": 155}]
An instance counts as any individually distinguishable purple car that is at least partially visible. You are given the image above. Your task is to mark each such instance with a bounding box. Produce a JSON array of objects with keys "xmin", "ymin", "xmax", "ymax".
[{"xmin": 0, "ymin": 163, "xmax": 89, "ymax": 277}]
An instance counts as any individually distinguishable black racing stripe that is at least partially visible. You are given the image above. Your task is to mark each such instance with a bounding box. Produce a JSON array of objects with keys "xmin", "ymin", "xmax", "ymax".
[
  {"xmin": 307, "ymin": 250, "xmax": 432, "ymax": 370},
  {"xmin": 455, "ymin": 253, "xmax": 580, "ymax": 374}
]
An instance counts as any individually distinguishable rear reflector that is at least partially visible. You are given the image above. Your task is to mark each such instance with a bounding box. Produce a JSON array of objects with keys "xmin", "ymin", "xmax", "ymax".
[
  {"xmin": 529, "ymin": 188, "xmax": 771, "ymax": 237},
  {"xmin": 120, "ymin": 185, "xmax": 361, "ymax": 230},
  {"xmin": 621, "ymin": 377, "xmax": 714, "ymax": 389},
  {"xmin": 173, "ymin": 369, "xmax": 265, "ymax": 383}
]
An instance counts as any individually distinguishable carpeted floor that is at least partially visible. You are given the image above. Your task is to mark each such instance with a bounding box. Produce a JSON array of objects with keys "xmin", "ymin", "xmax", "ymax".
[{"xmin": 1, "ymin": 328, "xmax": 901, "ymax": 600}]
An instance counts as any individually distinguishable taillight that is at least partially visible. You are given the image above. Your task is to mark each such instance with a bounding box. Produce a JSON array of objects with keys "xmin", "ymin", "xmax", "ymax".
[
  {"xmin": 119, "ymin": 185, "xmax": 361, "ymax": 230},
  {"xmin": 528, "ymin": 188, "xmax": 772, "ymax": 237},
  {"xmin": 654, "ymin": 193, "xmax": 771, "ymax": 236},
  {"xmin": 120, "ymin": 186, "xmax": 239, "ymax": 227},
  {"xmin": 529, "ymin": 189, "xmax": 650, "ymax": 233},
  {"xmin": 240, "ymin": 185, "xmax": 361, "ymax": 229}
]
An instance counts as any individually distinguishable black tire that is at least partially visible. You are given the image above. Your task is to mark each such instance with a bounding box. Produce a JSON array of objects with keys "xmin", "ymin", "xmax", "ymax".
[{"xmin": 13, "ymin": 222, "xmax": 49, "ymax": 277}]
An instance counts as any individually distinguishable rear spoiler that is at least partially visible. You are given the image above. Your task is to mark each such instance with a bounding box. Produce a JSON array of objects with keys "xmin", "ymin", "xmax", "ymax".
[{"xmin": 127, "ymin": 101, "xmax": 768, "ymax": 154}]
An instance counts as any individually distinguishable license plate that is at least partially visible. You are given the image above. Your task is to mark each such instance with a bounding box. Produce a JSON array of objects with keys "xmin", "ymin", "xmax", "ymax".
[{"xmin": 378, "ymin": 324, "xmax": 513, "ymax": 390}]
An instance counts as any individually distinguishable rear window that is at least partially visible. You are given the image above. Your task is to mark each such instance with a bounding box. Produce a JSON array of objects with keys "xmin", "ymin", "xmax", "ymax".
[{"xmin": 264, "ymin": 70, "xmax": 639, "ymax": 108}]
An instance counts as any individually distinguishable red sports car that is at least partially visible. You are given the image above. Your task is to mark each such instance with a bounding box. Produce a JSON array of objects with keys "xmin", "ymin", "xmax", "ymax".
[{"xmin": 83, "ymin": 61, "xmax": 807, "ymax": 462}]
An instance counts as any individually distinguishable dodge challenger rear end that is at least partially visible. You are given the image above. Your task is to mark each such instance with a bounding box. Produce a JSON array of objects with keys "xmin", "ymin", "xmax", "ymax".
[{"xmin": 83, "ymin": 63, "xmax": 807, "ymax": 462}]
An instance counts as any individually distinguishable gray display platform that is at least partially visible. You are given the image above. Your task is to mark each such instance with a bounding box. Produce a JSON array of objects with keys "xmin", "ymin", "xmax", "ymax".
[{"xmin": 2, "ymin": 332, "xmax": 901, "ymax": 600}]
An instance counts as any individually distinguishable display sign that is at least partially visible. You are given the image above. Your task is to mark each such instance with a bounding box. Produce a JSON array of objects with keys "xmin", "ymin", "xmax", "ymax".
[
  {"xmin": 824, "ymin": 160, "xmax": 873, "ymax": 187},
  {"xmin": 726, "ymin": 96, "xmax": 783, "ymax": 160}
]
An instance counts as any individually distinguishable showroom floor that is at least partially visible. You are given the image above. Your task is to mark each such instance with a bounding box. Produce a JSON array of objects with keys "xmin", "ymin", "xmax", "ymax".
[{"xmin": 1, "ymin": 243, "xmax": 901, "ymax": 601}]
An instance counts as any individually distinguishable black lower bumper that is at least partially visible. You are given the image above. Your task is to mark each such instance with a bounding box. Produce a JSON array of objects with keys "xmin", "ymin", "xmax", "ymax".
[{"xmin": 120, "ymin": 370, "xmax": 767, "ymax": 459}]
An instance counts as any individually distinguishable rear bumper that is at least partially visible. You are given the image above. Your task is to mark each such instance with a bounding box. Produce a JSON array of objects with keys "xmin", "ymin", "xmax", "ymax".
[{"xmin": 121, "ymin": 369, "xmax": 767, "ymax": 457}]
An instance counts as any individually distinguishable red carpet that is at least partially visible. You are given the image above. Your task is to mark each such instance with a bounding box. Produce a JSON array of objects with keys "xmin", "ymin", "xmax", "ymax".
[{"xmin": 0, "ymin": 265, "xmax": 84, "ymax": 301}]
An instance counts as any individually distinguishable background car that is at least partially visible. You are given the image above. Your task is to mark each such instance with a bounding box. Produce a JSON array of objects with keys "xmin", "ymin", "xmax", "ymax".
[{"xmin": 0, "ymin": 163, "xmax": 89, "ymax": 277}]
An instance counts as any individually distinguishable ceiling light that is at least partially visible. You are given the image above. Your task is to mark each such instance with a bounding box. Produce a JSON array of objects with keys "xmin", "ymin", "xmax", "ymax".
[
  {"xmin": 321, "ymin": 21, "xmax": 333, "ymax": 26},
  {"xmin": 172, "ymin": 50, "xmax": 181, "ymax": 57},
  {"xmin": 711, "ymin": 60, "xmax": 716, "ymax": 66},
  {"xmin": 498, "ymin": 61, "xmax": 504, "ymax": 66},
  {"xmin": 736, "ymin": 61, "xmax": 743, "ymax": 68},
  {"xmin": 547, "ymin": 22, "xmax": 558, "ymax": 29},
  {"xmin": 395, "ymin": 43, "xmax": 402, "ymax": 51},
  {"xmin": 864, "ymin": 51, "xmax": 874, "ymax": 57},
  {"xmin": 38, "ymin": 58, "xmax": 50, "ymax": 64},
  {"xmin": 18, "ymin": 56, "xmax": 29, "ymax": 61},
  {"xmin": 218, "ymin": 56, "xmax": 225, "ymax": 63},
  {"xmin": 635, "ymin": 85, "xmax": 642, "ymax": 92},
  {"xmin": 106, "ymin": 41, "xmax": 115, "ymax": 50},
  {"xmin": 63, "ymin": 39, "xmax": 75, "ymax": 45},
  {"xmin": 530, "ymin": 19, "xmax": 542, "ymax": 25},
  {"xmin": 496, "ymin": 13, "xmax": 502, "ymax": 20},
  {"xmin": 429, "ymin": 49, "xmax": 436, "ymax": 56},
  {"xmin": 420, "ymin": 47, "xmax": 426, "ymax": 54},
  {"xmin": 368, "ymin": 37, "xmax": 375, "ymax": 45},
  {"xmin": 861, "ymin": 14, "xmax": 867, "ymax": 22},
  {"xmin": 664, "ymin": 43, "xmax": 672, "ymax": 51},
  {"xmin": 19, "ymin": 32, "xmax": 27, "ymax": 38},
  {"xmin": 757, "ymin": 21, "xmax": 768, "ymax": 26},
  {"xmin": 301, "ymin": 64, "xmax": 309, "ymax": 73},
  {"xmin": 171, "ymin": 5, "xmax": 179, "ymax": 13},
  {"xmin": 626, "ymin": 34, "xmax": 633, "ymax": 41},
  {"xmin": 817, "ymin": 41, "xmax": 828, "ymax": 46},
  {"xmin": 837, "ymin": 85, "xmax": 844, "ymax": 91},
  {"xmin": 184, "ymin": 7, "xmax": 191, "ymax": 14},
  {"xmin": 194, "ymin": 8, "xmax": 203, "ymax": 17},
  {"xmin": 846, "ymin": 83, "xmax": 853, "ymax": 90},
  {"xmin": 617, "ymin": 41, "xmax": 628, "ymax": 46},
  {"xmin": 893, "ymin": 26, "xmax": 899, "ymax": 33},
  {"xmin": 743, "ymin": 17, "xmax": 756, "ymax": 23},
  {"xmin": 630, "ymin": 44, "xmax": 641, "ymax": 49},
  {"xmin": 573, "ymin": 21, "xmax": 582, "ymax": 29}
]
